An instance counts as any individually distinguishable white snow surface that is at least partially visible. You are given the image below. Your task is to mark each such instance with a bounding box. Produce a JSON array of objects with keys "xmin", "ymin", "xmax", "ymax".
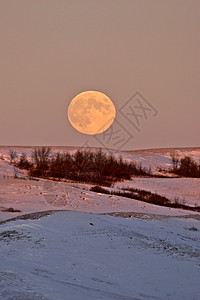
[
  {"xmin": 0, "ymin": 210, "xmax": 199, "ymax": 300},
  {"xmin": 1, "ymin": 177, "xmax": 196, "ymax": 222},
  {"xmin": 0, "ymin": 146, "xmax": 200, "ymax": 299}
]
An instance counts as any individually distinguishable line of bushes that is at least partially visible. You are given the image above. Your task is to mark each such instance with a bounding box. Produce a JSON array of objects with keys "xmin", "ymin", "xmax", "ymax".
[
  {"xmin": 170, "ymin": 153, "xmax": 200, "ymax": 178},
  {"xmin": 90, "ymin": 185, "xmax": 200, "ymax": 212},
  {"xmin": 14, "ymin": 147, "xmax": 153, "ymax": 185}
]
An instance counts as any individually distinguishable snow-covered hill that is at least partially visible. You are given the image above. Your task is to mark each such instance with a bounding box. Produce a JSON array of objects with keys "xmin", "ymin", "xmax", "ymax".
[
  {"xmin": 0, "ymin": 210, "xmax": 199, "ymax": 300},
  {"xmin": 0, "ymin": 146, "xmax": 200, "ymax": 299},
  {"xmin": 0, "ymin": 146, "xmax": 200, "ymax": 221}
]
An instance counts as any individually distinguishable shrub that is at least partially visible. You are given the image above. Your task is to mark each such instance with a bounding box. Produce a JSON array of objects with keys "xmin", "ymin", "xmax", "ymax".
[
  {"xmin": 8, "ymin": 150, "xmax": 18, "ymax": 163},
  {"xmin": 17, "ymin": 153, "xmax": 33, "ymax": 170},
  {"xmin": 30, "ymin": 147, "xmax": 51, "ymax": 176},
  {"xmin": 170, "ymin": 155, "xmax": 200, "ymax": 178},
  {"xmin": 15, "ymin": 147, "xmax": 156, "ymax": 184},
  {"xmin": 90, "ymin": 186, "xmax": 200, "ymax": 212}
]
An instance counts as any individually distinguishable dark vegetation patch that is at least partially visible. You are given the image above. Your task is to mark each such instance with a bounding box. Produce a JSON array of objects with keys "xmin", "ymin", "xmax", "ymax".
[
  {"xmin": 90, "ymin": 186, "xmax": 200, "ymax": 212},
  {"xmin": 169, "ymin": 153, "xmax": 200, "ymax": 178},
  {"xmin": 103, "ymin": 212, "xmax": 200, "ymax": 221},
  {"xmin": 0, "ymin": 230, "xmax": 31, "ymax": 243},
  {"xmin": 13, "ymin": 147, "xmax": 159, "ymax": 186},
  {"xmin": 2, "ymin": 207, "xmax": 22, "ymax": 213},
  {"xmin": 188, "ymin": 226, "xmax": 198, "ymax": 232}
]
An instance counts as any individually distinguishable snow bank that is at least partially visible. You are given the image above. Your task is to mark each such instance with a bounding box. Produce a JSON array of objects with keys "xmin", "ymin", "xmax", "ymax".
[{"xmin": 0, "ymin": 210, "xmax": 199, "ymax": 300}]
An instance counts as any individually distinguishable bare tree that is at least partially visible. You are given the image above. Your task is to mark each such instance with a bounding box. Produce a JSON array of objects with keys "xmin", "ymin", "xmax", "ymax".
[
  {"xmin": 170, "ymin": 151, "xmax": 179, "ymax": 171},
  {"xmin": 31, "ymin": 147, "xmax": 51, "ymax": 176},
  {"xmin": 9, "ymin": 150, "xmax": 18, "ymax": 164}
]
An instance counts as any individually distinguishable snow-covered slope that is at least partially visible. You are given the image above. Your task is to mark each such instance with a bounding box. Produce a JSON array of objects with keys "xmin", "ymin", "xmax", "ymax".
[
  {"xmin": 0, "ymin": 146, "xmax": 200, "ymax": 300},
  {"xmin": 126, "ymin": 147, "xmax": 200, "ymax": 170},
  {"xmin": 0, "ymin": 210, "xmax": 199, "ymax": 300},
  {"xmin": 1, "ymin": 177, "xmax": 196, "ymax": 223},
  {"xmin": 115, "ymin": 177, "xmax": 200, "ymax": 207},
  {"xmin": 0, "ymin": 159, "xmax": 17, "ymax": 179},
  {"xmin": 0, "ymin": 146, "xmax": 200, "ymax": 222}
]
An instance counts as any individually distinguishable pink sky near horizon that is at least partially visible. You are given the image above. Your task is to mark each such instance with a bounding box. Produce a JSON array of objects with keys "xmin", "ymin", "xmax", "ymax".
[{"xmin": 0, "ymin": 0, "xmax": 199, "ymax": 150}]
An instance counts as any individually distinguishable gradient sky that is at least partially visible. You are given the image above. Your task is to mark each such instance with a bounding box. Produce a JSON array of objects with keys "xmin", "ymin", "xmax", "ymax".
[{"xmin": 0, "ymin": 0, "xmax": 199, "ymax": 150}]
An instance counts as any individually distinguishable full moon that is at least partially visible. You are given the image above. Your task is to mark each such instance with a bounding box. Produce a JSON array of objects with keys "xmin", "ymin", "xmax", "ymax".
[{"xmin": 68, "ymin": 91, "xmax": 116, "ymax": 135}]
